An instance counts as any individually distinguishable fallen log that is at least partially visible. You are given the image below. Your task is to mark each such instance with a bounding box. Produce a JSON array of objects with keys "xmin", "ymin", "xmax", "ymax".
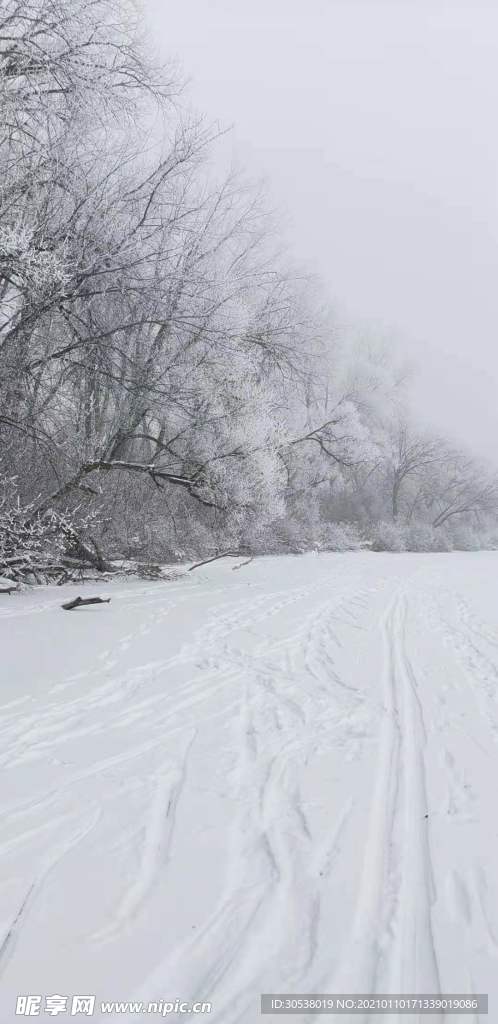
[
  {"xmin": 0, "ymin": 586, "xmax": 17, "ymax": 594},
  {"xmin": 61, "ymin": 596, "xmax": 111, "ymax": 611}
]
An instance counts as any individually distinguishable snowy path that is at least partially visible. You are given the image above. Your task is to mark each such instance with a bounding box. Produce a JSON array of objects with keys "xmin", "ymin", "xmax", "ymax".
[{"xmin": 1, "ymin": 553, "xmax": 498, "ymax": 1022}]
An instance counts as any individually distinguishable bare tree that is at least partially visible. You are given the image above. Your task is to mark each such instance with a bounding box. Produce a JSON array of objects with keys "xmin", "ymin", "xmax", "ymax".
[
  {"xmin": 429, "ymin": 455, "xmax": 498, "ymax": 528},
  {"xmin": 385, "ymin": 420, "xmax": 443, "ymax": 520}
]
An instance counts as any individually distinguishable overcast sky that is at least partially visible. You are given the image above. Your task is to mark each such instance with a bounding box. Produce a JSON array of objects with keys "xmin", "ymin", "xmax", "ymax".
[{"xmin": 144, "ymin": 0, "xmax": 498, "ymax": 460}]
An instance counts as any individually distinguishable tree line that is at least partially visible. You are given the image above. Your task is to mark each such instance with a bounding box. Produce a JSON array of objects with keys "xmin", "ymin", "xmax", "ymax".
[{"xmin": 1, "ymin": 0, "xmax": 497, "ymax": 582}]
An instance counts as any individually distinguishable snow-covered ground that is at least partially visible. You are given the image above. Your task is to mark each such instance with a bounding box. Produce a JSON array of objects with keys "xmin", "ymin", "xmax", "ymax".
[{"xmin": 1, "ymin": 552, "xmax": 498, "ymax": 1023}]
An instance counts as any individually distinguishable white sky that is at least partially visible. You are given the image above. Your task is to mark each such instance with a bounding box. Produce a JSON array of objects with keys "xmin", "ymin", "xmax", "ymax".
[{"xmin": 144, "ymin": 0, "xmax": 498, "ymax": 459}]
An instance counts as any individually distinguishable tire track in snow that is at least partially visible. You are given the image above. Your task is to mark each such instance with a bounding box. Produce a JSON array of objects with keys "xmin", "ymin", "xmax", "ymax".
[
  {"xmin": 0, "ymin": 580, "xmax": 348, "ymax": 770},
  {"xmin": 2, "ymin": 579, "xmax": 360, "ymax": 881},
  {"xmin": 329, "ymin": 593, "xmax": 441, "ymax": 1022},
  {"xmin": 187, "ymin": 586, "xmax": 383, "ymax": 1021},
  {"xmin": 119, "ymin": 583, "xmax": 375, "ymax": 1023},
  {"xmin": 380, "ymin": 597, "xmax": 440, "ymax": 1003},
  {"xmin": 92, "ymin": 730, "xmax": 196, "ymax": 943},
  {"xmin": 0, "ymin": 807, "xmax": 100, "ymax": 977},
  {"xmin": 172, "ymin": 679, "xmax": 319, "ymax": 1019},
  {"xmin": 426, "ymin": 590, "xmax": 498, "ymax": 747}
]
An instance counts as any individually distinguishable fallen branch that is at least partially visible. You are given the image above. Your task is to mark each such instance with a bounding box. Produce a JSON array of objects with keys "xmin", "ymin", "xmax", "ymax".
[
  {"xmin": 188, "ymin": 550, "xmax": 248, "ymax": 572},
  {"xmin": 61, "ymin": 596, "xmax": 111, "ymax": 611},
  {"xmin": 34, "ymin": 459, "xmax": 224, "ymax": 518},
  {"xmin": 232, "ymin": 557, "xmax": 253, "ymax": 570},
  {"xmin": 0, "ymin": 585, "xmax": 17, "ymax": 594}
]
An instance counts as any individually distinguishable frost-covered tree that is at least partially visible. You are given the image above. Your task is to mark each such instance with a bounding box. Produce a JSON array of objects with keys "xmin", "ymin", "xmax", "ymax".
[
  {"xmin": 0, "ymin": 0, "xmax": 326, "ymax": 569},
  {"xmin": 1, "ymin": 0, "xmax": 497, "ymax": 576}
]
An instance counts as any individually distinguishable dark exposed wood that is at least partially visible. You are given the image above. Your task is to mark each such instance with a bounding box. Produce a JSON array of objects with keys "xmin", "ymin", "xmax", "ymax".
[
  {"xmin": 61, "ymin": 596, "xmax": 111, "ymax": 611},
  {"xmin": 0, "ymin": 586, "xmax": 17, "ymax": 594}
]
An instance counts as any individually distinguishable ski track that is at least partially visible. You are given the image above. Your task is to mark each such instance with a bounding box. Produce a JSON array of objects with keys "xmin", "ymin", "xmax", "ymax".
[{"xmin": 1, "ymin": 553, "xmax": 497, "ymax": 1023}]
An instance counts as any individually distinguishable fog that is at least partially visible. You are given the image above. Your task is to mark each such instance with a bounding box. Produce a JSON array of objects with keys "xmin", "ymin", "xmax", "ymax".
[{"xmin": 144, "ymin": 0, "xmax": 498, "ymax": 460}]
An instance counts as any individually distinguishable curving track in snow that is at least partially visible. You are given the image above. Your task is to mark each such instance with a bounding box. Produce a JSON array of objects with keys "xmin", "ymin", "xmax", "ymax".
[{"xmin": 1, "ymin": 552, "xmax": 498, "ymax": 1022}]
